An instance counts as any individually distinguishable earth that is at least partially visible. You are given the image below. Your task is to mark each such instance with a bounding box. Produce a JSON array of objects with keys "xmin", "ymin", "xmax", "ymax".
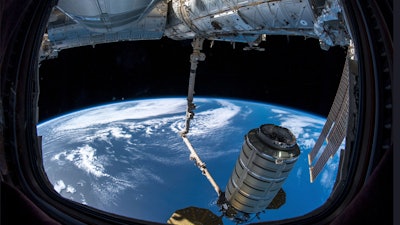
[{"xmin": 37, "ymin": 97, "xmax": 341, "ymax": 224}]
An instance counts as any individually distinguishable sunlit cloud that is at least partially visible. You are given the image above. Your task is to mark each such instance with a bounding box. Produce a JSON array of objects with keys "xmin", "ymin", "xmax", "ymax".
[
  {"xmin": 66, "ymin": 185, "xmax": 76, "ymax": 194},
  {"xmin": 91, "ymin": 167, "xmax": 163, "ymax": 206},
  {"xmin": 277, "ymin": 114, "xmax": 325, "ymax": 138},
  {"xmin": 271, "ymin": 108, "xmax": 289, "ymax": 115},
  {"xmin": 298, "ymin": 138, "xmax": 316, "ymax": 150},
  {"xmin": 170, "ymin": 99, "xmax": 241, "ymax": 135},
  {"xmin": 80, "ymin": 193, "xmax": 87, "ymax": 205},
  {"xmin": 318, "ymin": 142, "xmax": 343, "ymax": 190},
  {"xmin": 54, "ymin": 180, "xmax": 66, "ymax": 193},
  {"xmin": 296, "ymin": 168, "xmax": 303, "ymax": 178},
  {"xmin": 52, "ymin": 99, "xmax": 186, "ymax": 131},
  {"xmin": 52, "ymin": 144, "xmax": 109, "ymax": 178}
]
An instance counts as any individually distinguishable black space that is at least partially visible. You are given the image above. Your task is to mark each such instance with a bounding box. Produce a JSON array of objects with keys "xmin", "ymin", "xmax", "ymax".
[{"xmin": 38, "ymin": 36, "xmax": 347, "ymax": 122}]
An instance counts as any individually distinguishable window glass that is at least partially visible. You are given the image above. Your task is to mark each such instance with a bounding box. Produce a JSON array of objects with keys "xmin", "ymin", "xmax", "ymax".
[{"xmin": 38, "ymin": 5, "xmax": 347, "ymax": 223}]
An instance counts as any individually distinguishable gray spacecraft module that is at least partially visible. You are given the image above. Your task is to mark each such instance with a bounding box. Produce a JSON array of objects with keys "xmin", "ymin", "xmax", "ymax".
[
  {"xmin": 40, "ymin": 0, "xmax": 350, "ymax": 60},
  {"xmin": 219, "ymin": 124, "xmax": 300, "ymax": 223}
]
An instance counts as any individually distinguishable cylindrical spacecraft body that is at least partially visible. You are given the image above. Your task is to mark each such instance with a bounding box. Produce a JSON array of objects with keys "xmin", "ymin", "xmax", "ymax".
[
  {"xmin": 56, "ymin": 0, "xmax": 166, "ymax": 33},
  {"xmin": 225, "ymin": 124, "xmax": 300, "ymax": 214}
]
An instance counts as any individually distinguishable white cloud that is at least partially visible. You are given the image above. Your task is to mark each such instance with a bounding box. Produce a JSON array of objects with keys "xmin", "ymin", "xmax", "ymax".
[
  {"xmin": 87, "ymin": 126, "xmax": 132, "ymax": 144},
  {"xmin": 56, "ymin": 144, "xmax": 109, "ymax": 178},
  {"xmin": 109, "ymin": 127, "xmax": 132, "ymax": 139},
  {"xmin": 90, "ymin": 167, "xmax": 160, "ymax": 206},
  {"xmin": 66, "ymin": 185, "xmax": 76, "ymax": 194},
  {"xmin": 79, "ymin": 193, "xmax": 87, "ymax": 205},
  {"xmin": 55, "ymin": 99, "xmax": 186, "ymax": 131},
  {"xmin": 74, "ymin": 145, "xmax": 109, "ymax": 178},
  {"xmin": 77, "ymin": 180, "xmax": 85, "ymax": 187},
  {"xmin": 278, "ymin": 114, "xmax": 325, "ymax": 138},
  {"xmin": 271, "ymin": 108, "xmax": 289, "ymax": 114},
  {"xmin": 168, "ymin": 101, "xmax": 240, "ymax": 136},
  {"xmin": 145, "ymin": 126, "xmax": 153, "ymax": 136},
  {"xmin": 296, "ymin": 167, "xmax": 303, "ymax": 178},
  {"xmin": 54, "ymin": 180, "xmax": 66, "ymax": 193},
  {"xmin": 299, "ymin": 138, "xmax": 316, "ymax": 150},
  {"xmin": 319, "ymin": 150, "xmax": 341, "ymax": 189},
  {"xmin": 52, "ymin": 151, "xmax": 66, "ymax": 161},
  {"xmin": 176, "ymin": 100, "xmax": 241, "ymax": 136}
]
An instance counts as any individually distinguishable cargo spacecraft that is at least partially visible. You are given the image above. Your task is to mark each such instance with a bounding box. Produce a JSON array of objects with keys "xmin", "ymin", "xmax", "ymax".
[
  {"xmin": 177, "ymin": 122, "xmax": 300, "ymax": 224},
  {"xmin": 220, "ymin": 124, "xmax": 300, "ymax": 223}
]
